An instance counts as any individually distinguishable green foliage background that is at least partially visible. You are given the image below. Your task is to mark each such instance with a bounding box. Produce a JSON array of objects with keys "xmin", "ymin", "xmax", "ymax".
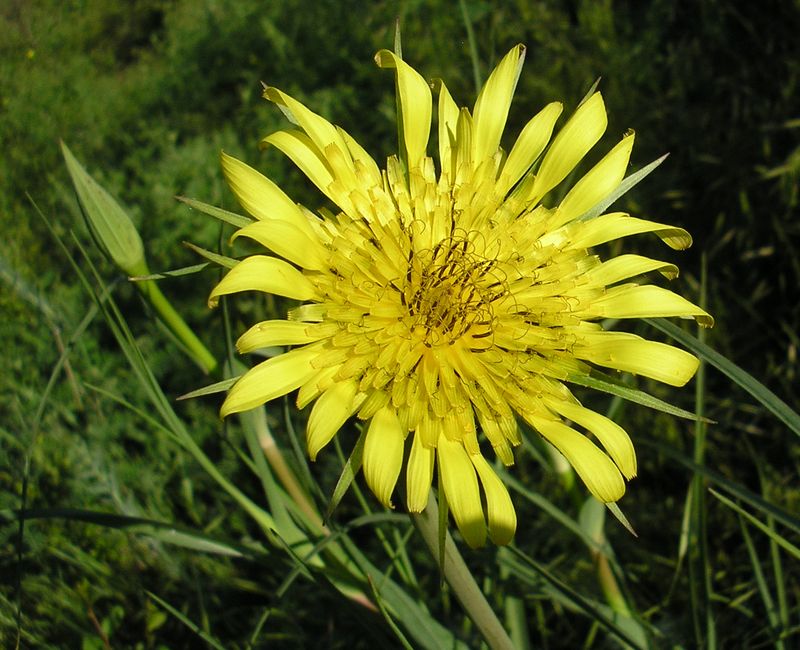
[{"xmin": 1, "ymin": 0, "xmax": 798, "ymax": 647}]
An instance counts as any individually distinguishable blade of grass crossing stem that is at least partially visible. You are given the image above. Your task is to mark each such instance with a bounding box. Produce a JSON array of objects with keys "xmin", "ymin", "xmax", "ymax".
[
  {"xmin": 644, "ymin": 318, "xmax": 800, "ymax": 438},
  {"xmin": 175, "ymin": 195, "xmax": 253, "ymax": 228},
  {"xmin": 567, "ymin": 370, "xmax": 710, "ymax": 422},
  {"xmin": 146, "ymin": 591, "xmax": 227, "ymax": 650},
  {"xmin": 411, "ymin": 493, "xmax": 514, "ymax": 650},
  {"xmin": 238, "ymin": 408, "xmax": 322, "ymax": 565},
  {"xmin": 738, "ymin": 515, "xmax": 785, "ymax": 649},
  {"xmin": 34, "ymin": 201, "xmax": 279, "ymax": 539},
  {"xmin": 498, "ymin": 547, "xmax": 648, "ymax": 649},
  {"xmin": 710, "ymin": 490, "xmax": 800, "ymax": 560},
  {"xmin": 326, "ymin": 428, "xmax": 366, "ymax": 522},
  {"xmin": 641, "ymin": 437, "xmax": 800, "ymax": 534},
  {"xmin": 328, "ymin": 435, "xmax": 416, "ymax": 587},
  {"xmin": 458, "ymin": 0, "xmax": 483, "ymax": 94},
  {"xmin": 752, "ymin": 442, "xmax": 791, "ymax": 633},
  {"xmin": 688, "ymin": 254, "xmax": 716, "ymax": 648},
  {"xmin": 2, "ymin": 507, "xmax": 257, "ymax": 558},
  {"xmin": 366, "ymin": 575, "xmax": 416, "ymax": 650}
]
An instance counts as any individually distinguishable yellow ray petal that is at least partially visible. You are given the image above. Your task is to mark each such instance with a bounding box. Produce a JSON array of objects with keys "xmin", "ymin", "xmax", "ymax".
[
  {"xmin": 236, "ymin": 320, "xmax": 325, "ymax": 353},
  {"xmin": 221, "ymin": 344, "xmax": 321, "ymax": 417},
  {"xmin": 232, "ymin": 219, "xmax": 327, "ymax": 270},
  {"xmin": 435, "ymin": 80, "xmax": 460, "ymax": 180},
  {"xmin": 437, "ymin": 433, "xmax": 486, "ymax": 548},
  {"xmin": 472, "ymin": 44, "xmax": 526, "ymax": 164},
  {"xmin": 338, "ymin": 127, "xmax": 382, "ymax": 187},
  {"xmin": 580, "ymin": 284, "xmax": 714, "ymax": 326},
  {"xmin": 573, "ymin": 331, "xmax": 700, "ymax": 386},
  {"xmin": 208, "ymin": 255, "xmax": 317, "ymax": 307},
  {"xmin": 220, "ymin": 152, "xmax": 316, "ymax": 238},
  {"xmin": 566, "ymin": 212, "xmax": 692, "ymax": 250},
  {"xmin": 363, "ymin": 406, "xmax": 405, "ymax": 507},
  {"xmin": 263, "ymin": 87, "xmax": 352, "ymax": 169},
  {"xmin": 528, "ymin": 93, "xmax": 607, "ymax": 204},
  {"xmin": 406, "ymin": 430, "xmax": 434, "ymax": 512},
  {"xmin": 545, "ymin": 398, "xmax": 636, "ymax": 479},
  {"xmin": 471, "ymin": 454, "xmax": 517, "ymax": 545},
  {"xmin": 306, "ymin": 378, "xmax": 360, "ymax": 460},
  {"xmin": 532, "ymin": 416, "xmax": 625, "ymax": 503},
  {"xmin": 587, "ymin": 254, "xmax": 678, "ymax": 286},
  {"xmin": 261, "ymin": 130, "xmax": 335, "ymax": 200},
  {"xmin": 498, "ymin": 101, "xmax": 563, "ymax": 195},
  {"xmin": 375, "ymin": 50, "xmax": 432, "ymax": 170},
  {"xmin": 553, "ymin": 132, "xmax": 635, "ymax": 228}
]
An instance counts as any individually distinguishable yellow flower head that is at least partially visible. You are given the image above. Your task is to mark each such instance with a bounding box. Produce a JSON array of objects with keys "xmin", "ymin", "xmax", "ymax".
[{"xmin": 210, "ymin": 45, "xmax": 713, "ymax": 547}]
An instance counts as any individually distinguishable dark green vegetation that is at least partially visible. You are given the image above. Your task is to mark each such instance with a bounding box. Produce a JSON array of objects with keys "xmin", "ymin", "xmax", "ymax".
[{"xmin": 2, "ymin": 0, "xmax": 799, "ymax": 647}]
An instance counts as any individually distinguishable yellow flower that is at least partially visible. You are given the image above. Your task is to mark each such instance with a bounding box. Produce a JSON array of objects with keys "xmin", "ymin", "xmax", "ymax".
[{"xmin": 210, "ymin": 45, "xmax": 713, "ymax": 547}]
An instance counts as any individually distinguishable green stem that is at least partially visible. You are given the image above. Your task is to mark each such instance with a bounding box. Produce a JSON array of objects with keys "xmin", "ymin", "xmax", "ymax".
[
  {"xmin": 458, "ymin": 0, "xmax": 483, "ymax": 94},
  {"xmin": 250, "ymin": 408, "xmax": 326, "ymax": 533},
  {"xmin": 138, "ymin": 278, "xmax": 217, "ymax": 374},
  {"xmin": 411, "ymin": 494, "xmax": 514, "ymax": 650}
]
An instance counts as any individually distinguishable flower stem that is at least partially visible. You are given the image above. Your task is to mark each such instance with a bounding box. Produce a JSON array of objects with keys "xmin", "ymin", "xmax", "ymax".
[
  {"xmin": 137, "ymin": 278, "xmax": 217, "ymax": 374},
  {"xmin": 411, "ymin": 494, "xmax": 514, "ymax": 650}
]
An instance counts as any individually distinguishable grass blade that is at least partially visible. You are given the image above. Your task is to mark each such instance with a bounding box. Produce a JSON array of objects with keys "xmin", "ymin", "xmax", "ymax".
[{"xmin": 645, "ymin": 318, "xmax": 800, "ymax": 437}]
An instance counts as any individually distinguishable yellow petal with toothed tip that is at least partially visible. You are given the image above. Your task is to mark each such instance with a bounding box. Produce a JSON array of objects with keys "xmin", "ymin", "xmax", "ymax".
[
  {"xmin": 499, "ymin": 102, "xmax": 563, "ymax": 194},
  {"xmin": 221, "ymin": 344, "xmax": 321, "ymax": 417},
  {"xmin": 436, "ymin": 80, "xmax": 460, "ymax": 179},
  {"xmin": 528, "ymin": 93, "xmax": 607, "ymax": 204},
  {"xmin": 375, "ymin": 50, "xmax": 432, "ymax": 170},
  {"xmin": 363, "ymin": 406, "xmax": 405, "ymax": 507},
  {"xmin": 567, "ymin": 212, "xmax": 692, "ymax": 250},
  {"xmin": 236, "ymin": 320, "xmax": 323, "ymax": 353},
  {"xmin": 580, "ymin": 284, "xmax": 714, "ymax": 326},
  {"xmin": 545, "ymin": 398, "xmax": 636, "ymax": 479},
  {"xmin": 208, "ymin": 256, "xmax": 317, "ymax": 307},
  {"xmin": 573, "ymin": 331, "xmax": 700, "ymax": 386},
  {"xmin": 588, "ymin": 254, "xmax": 678, "ymax": 286},
  {"xmin": 232, "ymin": 220, "xmax": 327, "ymax": 270},
  {"xmin": 406, "ymin": 430, "xmax": 434, "ymax": 512},
  {"xmin": 553, "ymin": 132, "xmax": 635, "ymax": 228},
  {"xmin": 263, "ymin": 87, "xmax": 352, "ymax": 169},
  {"xmin": 220, "ymin": 152, "xmax": 316, "ymax": 238},
  {"xmin": 438, "ymin": 434, "xmax": 486, "ymax": 548},
  {"xmin": 261, "ymin": 130, "xmax": 335, "ymax": 201},
  {"xmin": 306, "ymin": 379, "xmax": 359, "ymax": 460},
  {"xmin": 471, "ymin": 454, "xmax": 516, "ymax": 545},
  {"xmin": 472, "ymin": 44, "xmax": 526, "ymax": 163},
  {"xmin": 533, "ymin": 416, "xmax": 625, "ymax": 503}
]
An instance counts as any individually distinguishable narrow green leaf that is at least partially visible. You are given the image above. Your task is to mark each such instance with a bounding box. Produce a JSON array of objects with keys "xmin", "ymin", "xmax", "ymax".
[
  {"xmin": 645, "ymin": 318, "xmax": 800, "ymax": 437},
  {"xmin": 147, "ymin": 591, "xmax": 228, "ymax": 650},
  {"xmin": 605, "ymin": 502, "xmax": 637, "ymax": 537},
  {"xmin": 738, "ymin": 516, "xmax": 784, "ymax": 648},
  {"xmin": 2, "ymin": 508, "xmax": 251, "ymax": 558},
  {"xmin": 710, "ymin": 490, "xmax": 800, "ymax": 560},
  {"xmin": 567, "ymin": 370, "xmax": 711, "ymax": 422},
  {"xmin": 366, "ymin": 575, "xmax": 415, "ymax": 650},
  {"xmin": 642, "ymin": 438, "xmax": 800, "ymax": 535},
  {"xmin": 183, "ymin": 241, "xmax": 238, "ymax": 269},
  {"xmin": 177, "ymin": 376, "xmax": 240, "ymax": 401},
  {"xmin": 499, "ymin": 547, "xmax": 648, "ymax": 649},
  {"xmin": 577, "ymin": 77, "xmax": 602, "ymax": 107},
  {"xmin": 34, "ymin": 202, "xmax": 278, "ymax": 537},
  {"xmin": 325, "ymin": 427, "xmax": 367, "ymax": 522},
  {"xmin": 576, "ymin": 154, "xmax": 669, "ymax": 223},
  {"xmin": 130, "ymin": 262, "xmax": 209, "ymax": 281},
  {"xmin": 176, "ymin": 195, "xmax": 252, "ymax": 228},
  {"xmin": 410, "ymin": 494, "xmax": 513, "ymax": 650}
]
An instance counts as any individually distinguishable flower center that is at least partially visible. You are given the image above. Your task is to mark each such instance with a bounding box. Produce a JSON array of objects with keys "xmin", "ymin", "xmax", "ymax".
[{"xmin": 405, "ymin": 236, "xmax": 502, "ymax": 346}]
